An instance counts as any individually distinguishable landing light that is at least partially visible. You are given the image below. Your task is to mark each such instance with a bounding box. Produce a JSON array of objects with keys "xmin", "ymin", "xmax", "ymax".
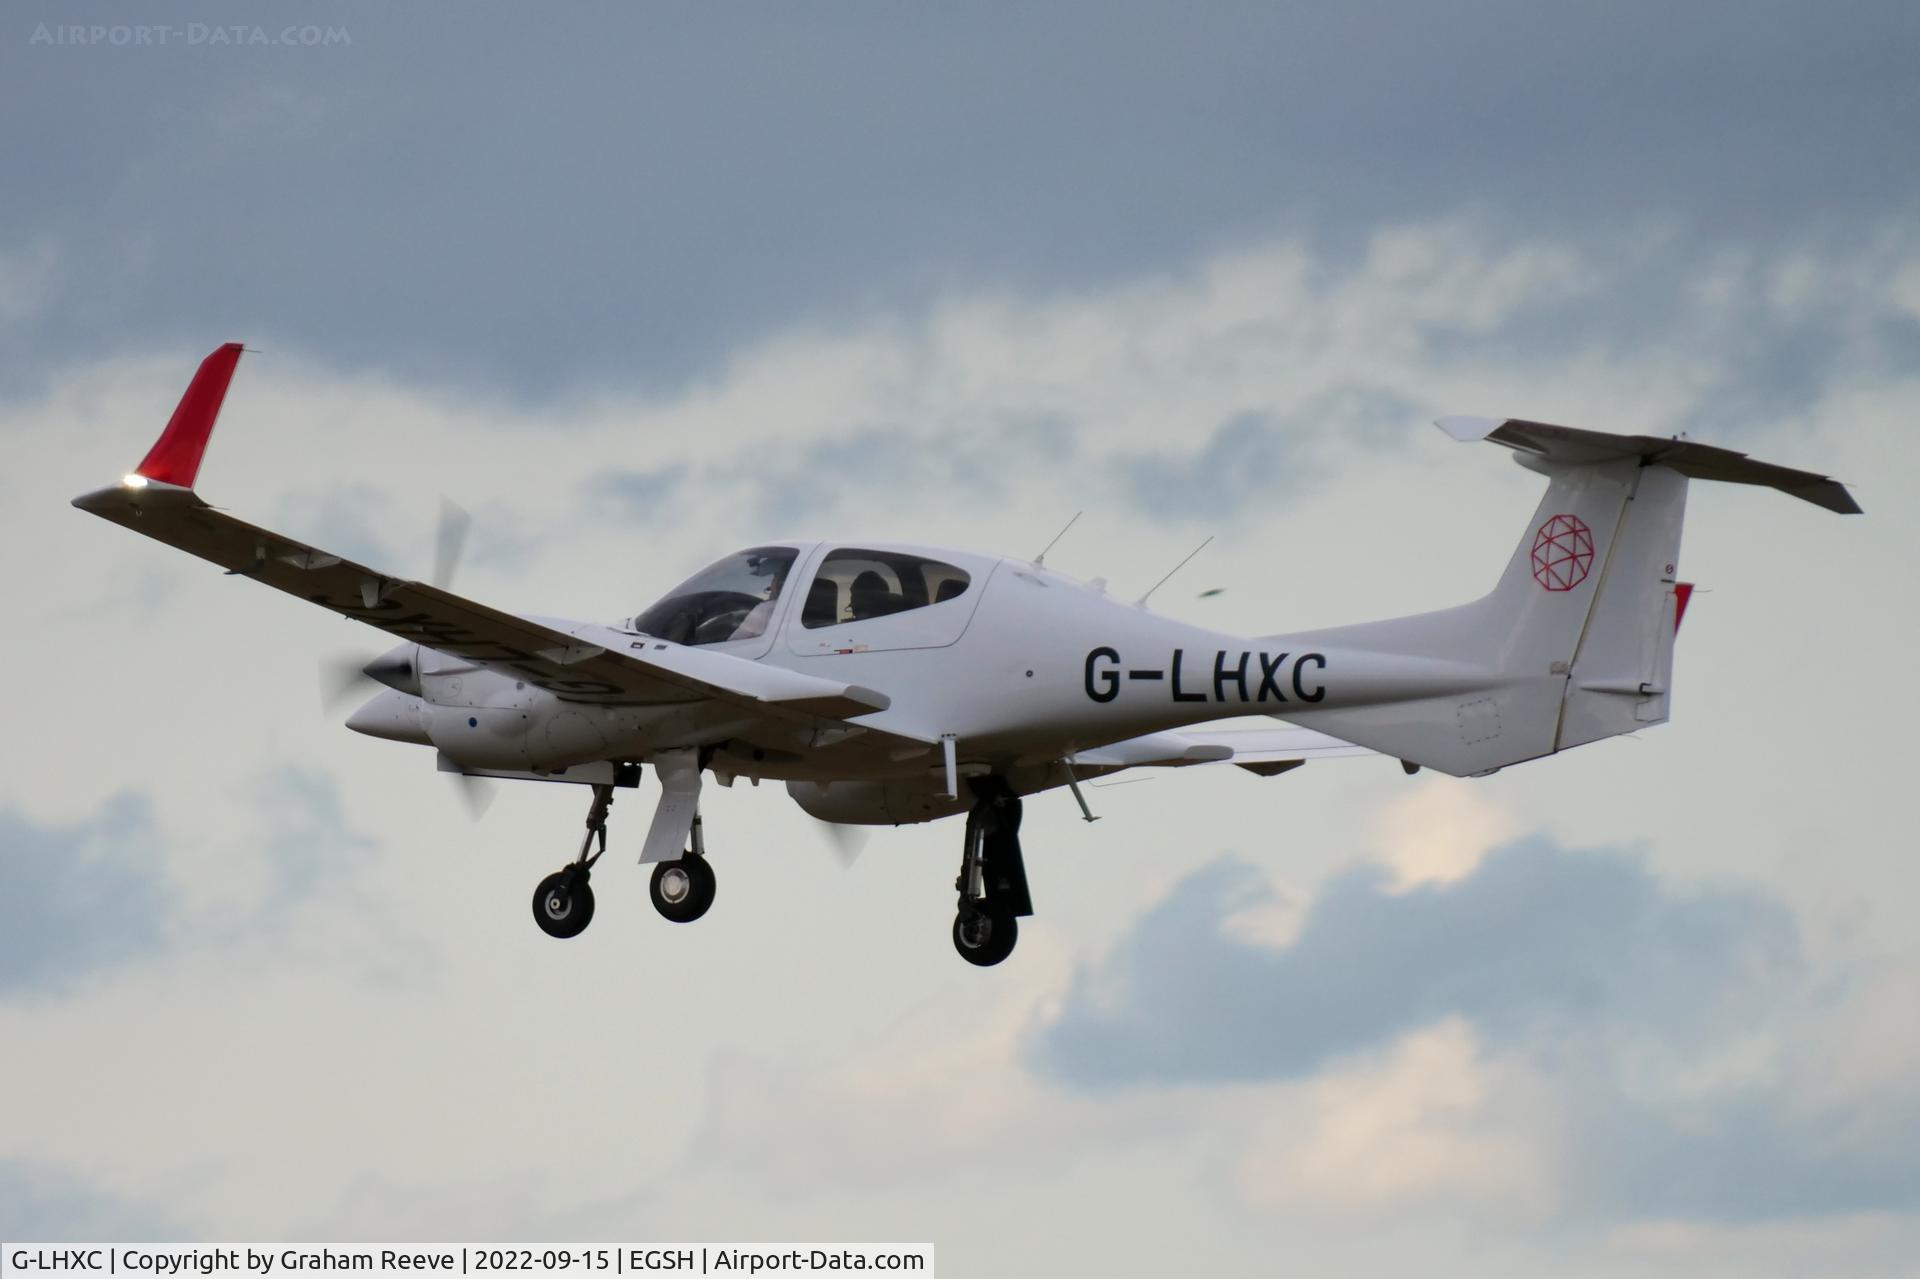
[{"xmin": 122, "ymin": 473, "xmax": 150, "ymax": 489}]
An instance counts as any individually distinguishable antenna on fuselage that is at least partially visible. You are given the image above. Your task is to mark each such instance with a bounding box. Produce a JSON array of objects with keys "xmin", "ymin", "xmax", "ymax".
[
  {"xmin": 1135, "ymin": 535, "xmax": 1213, "ymax": 608},
  {"xmin": 1032, "ymin": 511, "xmax": 1082, "ymax": 567}
]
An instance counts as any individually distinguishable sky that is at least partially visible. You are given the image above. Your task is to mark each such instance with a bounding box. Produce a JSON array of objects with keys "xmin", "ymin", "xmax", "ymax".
[{"xmin": 3, "ymin": 3, "xmax": 1918, "ymax": 1274}]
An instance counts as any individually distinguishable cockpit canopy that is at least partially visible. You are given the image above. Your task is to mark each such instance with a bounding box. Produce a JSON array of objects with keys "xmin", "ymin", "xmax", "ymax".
[{"xmin": 628, "ymin": 546, "xmax": 796, "ymax": 647}]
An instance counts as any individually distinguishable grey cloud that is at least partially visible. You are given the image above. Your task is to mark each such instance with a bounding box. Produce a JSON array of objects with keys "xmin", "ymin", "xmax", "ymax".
[
  {"xmin": 1032, "ymin": 840, "xmax": 1800, "ymax": 1088},
  {"xmin": 1564, "ymin": 1078, "xmax": 1920, "ymax": 1223},
  {"xmin": 1418, "ymin": 231, "xmax": 1920, "ymax": 435},
  {"xmin": 1121, "ymin": 411, "xmax": 1304, "ymax": 519},
  {"xmin": 588, "ymin": 463, "xmax": 691, "ymax": 518},
  {"xmin": 1119, "ymin": 387, "xmax": 1418, "ymax": 519},
  {"xmin": 6, "ymin": 2, "xmax": 1918, "ymax": 402},
  {"xmin": 0, "ymin": 794, "xmax": 169, "ymax": 994},
  {"xmin": 1031, "ymin": 842, "xmax": 1920, "ymax": 1222},
  {"xmin": 0, "ymin": 1159, "xmax": 183, "ymax": 1239},
  {"xmin": 248, "ymin": 765, "xmax": 377, "ymax": 907},
  {"xmin": 0, "ymin": 769, "xmax": 378, "ymax": 995},
  {"xmin": 587, "ymin": 414, "xmax": 1076, "ymax": 533},
  {"xmin": 733, "ymin": 415, "xmax": 1077, "ymax": 529}
]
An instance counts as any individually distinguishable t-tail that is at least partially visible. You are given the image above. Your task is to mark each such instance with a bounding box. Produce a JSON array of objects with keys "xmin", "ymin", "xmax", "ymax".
[{"xmin": 1265, "ymin": 417, "xmax": 1860, "ymax": 777}]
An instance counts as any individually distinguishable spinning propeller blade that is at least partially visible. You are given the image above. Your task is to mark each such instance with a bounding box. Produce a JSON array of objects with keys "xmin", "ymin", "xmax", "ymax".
[
  {"xmin": 448, "ymin": 769, "xmax": 497, "ymax": 821},
  {"xmin": 318, "ymin": 496, "xmax": 469, "ymax": 716},
  {"xmin": 317, "ymin": 652, "xmax": 378, "ymax": 715},
  {"xmin": 432, "ymin": 497, "xmax": 471, "ymax": 590},
  {"xmin": 812, "ymin": 818, "xmax": 869, "ymax": 868}
]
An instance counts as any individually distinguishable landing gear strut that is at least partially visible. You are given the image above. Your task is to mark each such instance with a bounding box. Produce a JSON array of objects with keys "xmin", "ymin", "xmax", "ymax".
[
  {"xmin": 650, "ymin": 812, "xmax": 717, "ymax": 923},
  {"xmin": 952, "ymin": 777, "xmax": 1032, "ymax": 967},
  {"xmin": 532, "ymin": 783, "xmax": 613, "ymax": 940}
]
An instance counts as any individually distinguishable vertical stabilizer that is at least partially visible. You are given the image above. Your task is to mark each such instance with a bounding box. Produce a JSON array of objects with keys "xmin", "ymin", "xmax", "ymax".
[
  {"xmin": 1257, "ymin": 418, "xmax": 1854, "ymax": 776},
  {"xmin": 1557, "ymin": 464, "xmax": 1690, "ymax": 748}
]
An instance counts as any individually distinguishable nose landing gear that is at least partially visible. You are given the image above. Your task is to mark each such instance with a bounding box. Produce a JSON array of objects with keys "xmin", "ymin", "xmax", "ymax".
[
  {"xmin": 952, "ymin": 777, "xmax": 1032, "ymax": 967},
  {"xmin": 533, "ymin": 867, "xmax": 595, "ymax": 939},
  {"xmin": 531, "ymin": 783, "xmax": 613, "ymax": 940},
  {"xmin": 530, "ymin": 779, "xmax": 721, "ymax": 938}
]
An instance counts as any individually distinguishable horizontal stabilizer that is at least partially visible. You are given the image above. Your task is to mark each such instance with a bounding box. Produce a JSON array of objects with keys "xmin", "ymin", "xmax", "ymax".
[{"xmin": 1434, "ymin": 416, "xmax": 1861, "ymax": 514}]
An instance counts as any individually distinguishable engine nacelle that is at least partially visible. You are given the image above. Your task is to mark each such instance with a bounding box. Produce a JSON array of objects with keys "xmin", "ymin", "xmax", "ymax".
[{"xmin": 786, "ymin": 779, "xmax": 969, "ymax": 827}]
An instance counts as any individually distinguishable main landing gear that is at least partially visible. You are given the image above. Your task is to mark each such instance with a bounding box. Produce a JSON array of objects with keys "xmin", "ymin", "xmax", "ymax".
[
  {"xmin": 952, "ymin": 777, "xmax": 1033, "ymax": 968},
  {"xmin": 650, "ymin": 813, "xmax": 716, "ymax": 923},
  {"xmin": 531, "ymin": 781, "xmax": 719, "ymax": 939}
]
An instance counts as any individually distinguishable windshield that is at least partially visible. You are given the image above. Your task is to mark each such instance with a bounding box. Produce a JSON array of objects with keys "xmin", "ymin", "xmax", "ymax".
[{"xmin": 629, "ymin": 547, "xmax": 797, "ymax": 646}]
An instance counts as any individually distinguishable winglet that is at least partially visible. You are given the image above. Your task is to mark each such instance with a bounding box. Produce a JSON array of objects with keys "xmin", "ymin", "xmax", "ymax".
[{"xmin": 134, "ymin": 342, "xmax": 245, "ymax": 489}]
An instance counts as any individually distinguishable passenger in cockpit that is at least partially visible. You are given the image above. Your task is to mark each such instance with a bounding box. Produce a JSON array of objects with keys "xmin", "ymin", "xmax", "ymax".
[{"xmin": 848, "ymin": 570, "xmax": 898, "ymax": 621}]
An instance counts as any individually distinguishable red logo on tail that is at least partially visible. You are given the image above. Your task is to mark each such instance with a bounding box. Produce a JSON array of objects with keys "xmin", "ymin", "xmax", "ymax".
[{"xmin": 1531, "ymin": 514, "xmax": 1594, "ymax": 591}]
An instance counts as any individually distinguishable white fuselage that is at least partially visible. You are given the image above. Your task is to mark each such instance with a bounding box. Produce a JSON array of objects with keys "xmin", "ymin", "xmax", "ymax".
[{"xmin": 350, "ymin": 539, "xmax": 1490, "ymax": 802}]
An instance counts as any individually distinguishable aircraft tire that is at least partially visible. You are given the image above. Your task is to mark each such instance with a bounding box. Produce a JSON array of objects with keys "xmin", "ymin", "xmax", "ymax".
[
  {"xmin": 952, "ymin": 907, "xmax": 1018, "ymax": 967},
  {"xmin": 650, "ymin": 856, "xmax": 716, "ymax": 923},
  {"xmin": 533, "ymin": 870, "xmax": 595, "ymax": 939}
]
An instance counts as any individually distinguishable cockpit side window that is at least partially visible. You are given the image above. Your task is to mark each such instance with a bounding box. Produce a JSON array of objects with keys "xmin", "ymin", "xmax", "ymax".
[
  {"xmin": 629, "ymin": 546, "xmax": 797, "ymax": 646},
  {"xmin": 801, "ymin": 550, "xmax": 972, "ymax": 628}
]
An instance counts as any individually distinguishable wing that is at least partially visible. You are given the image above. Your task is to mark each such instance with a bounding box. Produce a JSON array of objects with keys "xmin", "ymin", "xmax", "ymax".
[
  {"xmin": 1071, "ymin": 725, "xmax": 1373, "ymax": 776},
  {"xmin": 72, "ymin": 344, "xmax": 898, "ymax": 731}
]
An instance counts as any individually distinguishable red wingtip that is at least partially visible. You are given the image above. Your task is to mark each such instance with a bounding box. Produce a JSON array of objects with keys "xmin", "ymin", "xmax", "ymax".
[
  {"xmin": 1673, "ymin": 582, "xmax": 1695, "ymax": 634},
  {"xmin": 135, "ymin": 342, "xmax": 245, "ymax": 489}
]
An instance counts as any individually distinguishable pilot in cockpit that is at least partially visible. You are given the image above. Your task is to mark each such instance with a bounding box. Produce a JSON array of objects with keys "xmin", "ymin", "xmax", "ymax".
[
  {"xmin": 735, "ymin": 554, "xmax": 792, "ymax": 636},
  {"xmin": 629, "ymin": 546, "xmax": 798, "ymax": 646}
]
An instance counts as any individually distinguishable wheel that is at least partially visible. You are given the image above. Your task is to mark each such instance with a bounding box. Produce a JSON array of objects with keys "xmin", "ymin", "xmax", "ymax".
[
  {"xmin": 532, "ymin": 869, "xmax": 595, "ymax": 939},
  {"xmin": 952, "ymin": 907, "xmax": 1018, "ymax": 967},
  {"xmin": 650, "ymin": 856, "xmax": 716, "ymax": 923}
]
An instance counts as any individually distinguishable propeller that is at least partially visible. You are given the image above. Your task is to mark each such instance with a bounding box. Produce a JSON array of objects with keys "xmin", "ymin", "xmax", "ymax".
[
  {"xmin": 316, "ymin": 497, "xmax": 472, "ymax": 714},
  {"xmin": 447, "ymin": 769, "xmax": 498, "ymax": 821},
  {"xmin": 812, "ymin": 818, "xmax": 870, "ymax": 868},
  {"xmin": 431, "ymin": 498, "xmax": 471, "ymax": 593},
  {"xmin": 317, "ymin": 653, "xmax": 379, "ymax": 715}
]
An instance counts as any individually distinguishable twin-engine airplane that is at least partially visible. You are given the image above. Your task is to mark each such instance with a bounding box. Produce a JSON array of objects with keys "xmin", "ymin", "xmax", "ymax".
[{"xmin": 75, "ymin": 344, "xmax": 1860, "ymax": 965}]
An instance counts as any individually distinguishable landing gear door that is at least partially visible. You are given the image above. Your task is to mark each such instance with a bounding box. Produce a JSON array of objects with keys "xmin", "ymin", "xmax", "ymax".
[{"xmin": 785, "ymin": 545, "xmax": 998, "ymax": 656}]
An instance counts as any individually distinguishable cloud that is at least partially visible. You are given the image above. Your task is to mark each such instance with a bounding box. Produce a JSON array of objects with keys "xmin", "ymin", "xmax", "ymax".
[
  {"xmin": 0, "ymin": 795, "xmax": 169, "ymax": 994},
  {"xmin": 8, "ymin": 4, "xmax": 1920, "ymax": 401},
  {"xmin": 1234, "ymin": 1019, "xmax": 1558, "ymax": 1219},
  {"xmin": 1368, "ymin": 777, "xmax": 1520, "ymax": 891},
  {"xmin": 2, "ymin": 190, "xmax": 1913, "ymax": 1267},
  {"xmin": 1118, "ymin": 385, "xmax": 1421, "ymax": 518},
  {"xmin": 245, "ymin": 764, "xmax": 379, "ymax": 907},
  {"xmin": 1031, "ymin": 834, "xmax": 1920, "ymax": 1225},
  {"xmin": 0, "ymin": 768, "xmax": 383, "ymax": 998},
  {"xmin": 1032, "ymin": 839, "xmax": 1801, "ymax": 1088},
  {"xmin": 0, "ymin": 1158, "xmax": 181, "ymax": 1239},
  {"xmin": 558, "ymin": 217, "xmax": 1917, "ymax": 548},
  {"xmin": 588, "ymin": 463, "xmax": 691, "ymax": 518},
  {"xmin": 0, "ymin": 237, "xmax": 59, "ymax": 325}
]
